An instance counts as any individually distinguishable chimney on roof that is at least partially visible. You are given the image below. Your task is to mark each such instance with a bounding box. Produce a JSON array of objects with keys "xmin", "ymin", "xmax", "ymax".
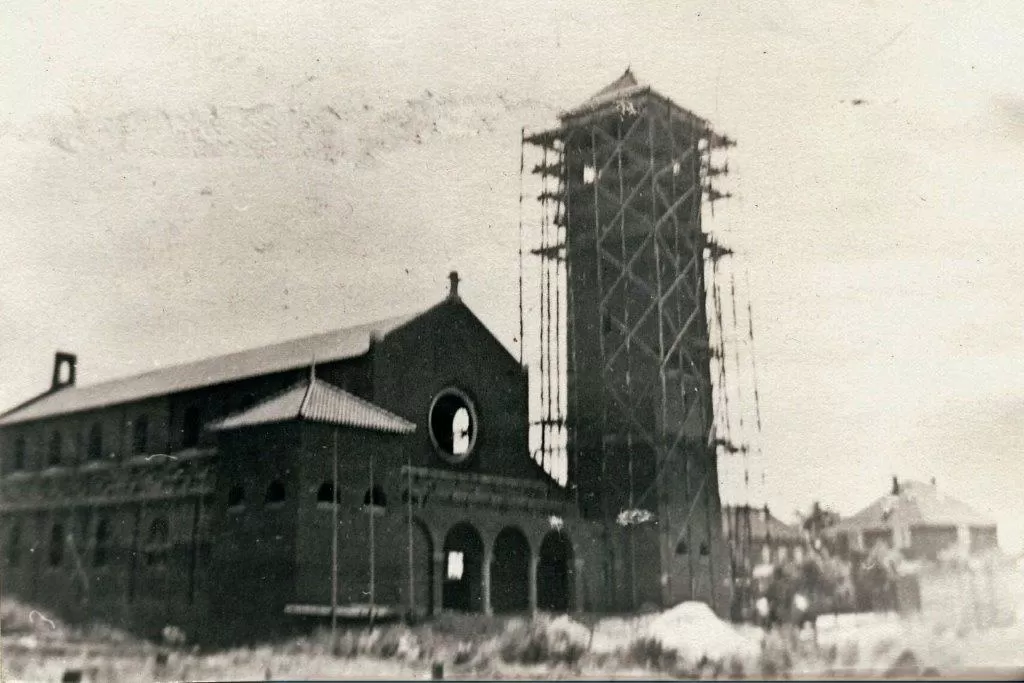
[
  {"xmin": 931, "ymin": 476, "xmax": 936, "ymax": 487},
  {"xmin": 891, "ymin": 476, "xmax": 900, "ymax": 496},
  {"xmin": 51, "ymin": 351, "xmax": 76, "ymax": 391},
  {"xmin": 447, "ymin": 271, "xmax": 461, "ymax": 302}
]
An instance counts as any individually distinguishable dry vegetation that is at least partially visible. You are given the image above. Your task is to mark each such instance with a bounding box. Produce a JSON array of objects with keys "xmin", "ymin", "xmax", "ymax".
[{"xmin": 3, "ymin": 566, "xmax": 1023, "ymax": 681}]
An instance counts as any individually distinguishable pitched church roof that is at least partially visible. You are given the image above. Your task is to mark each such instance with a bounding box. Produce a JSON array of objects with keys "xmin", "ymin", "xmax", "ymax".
[
  {"xmin": 0, "ymin": 311, "xmax": 421, "ymax": 427},
  {"xmin": 830, "ymin": 479, "xmax": 996, "ymax": 534},
  {"xmin": 207, "ymin": 375, "xmax": 415, "ymax": 434}
]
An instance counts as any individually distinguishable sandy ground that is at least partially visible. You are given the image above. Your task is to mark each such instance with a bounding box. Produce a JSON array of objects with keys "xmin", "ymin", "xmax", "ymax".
[{"xmin": 3, "ymin": 568, "xmax": 1023, "ymax": 680}]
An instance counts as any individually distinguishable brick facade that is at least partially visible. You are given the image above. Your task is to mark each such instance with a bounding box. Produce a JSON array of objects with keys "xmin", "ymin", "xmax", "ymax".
[{"xmin": 0, "ymin": 297, "xmax": 609, "ymax": 643}]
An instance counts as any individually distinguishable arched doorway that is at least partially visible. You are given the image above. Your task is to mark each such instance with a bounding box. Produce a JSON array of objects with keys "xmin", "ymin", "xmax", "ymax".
[
  {"xmin": 491, "ymin": 527, "xmax": 530, "ymax": 613},
  {"xmin": 442, "ymin": 522, "xmax": 484, "ymax": 612},
  {"xmin": 537, "ymin": 530, "xmax": 574, "ymax": 612}
]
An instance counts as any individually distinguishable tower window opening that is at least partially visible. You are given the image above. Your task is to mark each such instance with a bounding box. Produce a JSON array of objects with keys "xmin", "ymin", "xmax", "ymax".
[
  {"xmin": 265, "ymin": 480, "xmax": 286, "ymax": 506},
  {"xmin": 429, "ymin": 389, "xmax": 478, "ymax": 464},
  {"xmin": 317, "ymin": 482, "xmax": 340, "ymax": 506},
  {"xmin": 363, "ymin": 485, "xmax": 387, "ymax": 509},
  {"xmin": 583, "ymin": 165, "xmax": 597, "ymax": 184}
]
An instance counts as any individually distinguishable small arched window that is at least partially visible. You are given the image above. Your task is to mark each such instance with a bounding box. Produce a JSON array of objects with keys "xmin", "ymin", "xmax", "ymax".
[
  {"xmin": 48, "ymin": 431, "xmax": 62, "ymax": 467},
  {"xmin": 12, "ymin": 436, "xmax": 26, "ymax": 471},
  {"xmin": 87, "ymin": 423, "xmax": 103, "ymax": 460},
  {"xmin": 265, "ymin": 480, "xmax": 286, "ymax": 505},
  {"xmin": 227, "ymin": 486, "xmax": 245, "ymax": 511},
  {"xmin": 94, "ymin": 518, "xmax": 111, "ymax": 566},
  {"xmin": 182, "ymin": 405, "xmax": 202, "ymax": 449},
  {"xmin": 317, "ymin": 482, "xmax": 339, "ymax": 507},
  {"xmin": 6, "ymin": 522, "xmax": 21, "ymax": 566},
  {"xmin": 49, "ymin": 522, "xmax": 65, "ymax": 566},
  {"xmin": 363, "ymin": 486, "xmax": 387, "ymax": 509},
  {"xmin": 144, "ymin": 518, "xmax": 169, "ymax": 567},
  {"xmin": 132, "ymin": 415, "xmax": 149, "ymax": 455}
]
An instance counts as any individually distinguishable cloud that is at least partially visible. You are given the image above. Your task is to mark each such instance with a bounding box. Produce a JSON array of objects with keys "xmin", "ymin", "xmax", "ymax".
[
  {"xmin": 993, "ymin": 95, "xmax": 1024, "ymax": 139},
  {"xmin": 14, "ymin": 91, "xmax": 556, "ymax": 167}
]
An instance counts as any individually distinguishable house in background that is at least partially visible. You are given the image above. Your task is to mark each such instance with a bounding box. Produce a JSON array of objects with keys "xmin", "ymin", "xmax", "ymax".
[
  {"xmin": 826, "ymin": 477, "xmax": 998, "ymax": 561},
  {"xmin": 722, "ymin": 504, "xmax": 807, "ymax": 569}
]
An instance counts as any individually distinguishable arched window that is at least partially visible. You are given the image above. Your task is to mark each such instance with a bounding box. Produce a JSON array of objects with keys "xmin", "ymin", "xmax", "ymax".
[
  {"xmin": 182, "ymin": 405, "xmax": 202, "ymax": 448},
  {"xmin": 131, "ymin": 415, "xmax": 149, "ymax": 455},
  {"xmin": 265, "ymin": 480, "xmax": 286, "ymax": 505},
  {"xmin": 48, "ymin": 431, "xmax": 62, "ymax": 467},
  {"xmin": 94, "ymin": 518, "xmax": 111, "ymax": 566},
  {"xmin": 87, "ymin": 423, "xmax": 103, "ymax": 460},
  {"xmin": 49, "ymin": 522, "xmax": 65, "ymax": 566},
  {"xmin": 429, "ymin": 389, "xmax": 478, "ymax": 463},
  {"xmin": 144, "ymin": 518, "xmax": 169, "ymax": 567},
  {"xmin": 227, "ymin": 486, "xmax": 245, "ymax": 511},
  {"xmin": 317, "ymin": 482, "xmax": 339, "ymax": 507},
  {"xmin": 363, "ymin": 486, "xmax": 387, "ymax": 510},
  {"xmin": 6, "ymin": 522, "xmax": 21, "ymax": 566},
  {"xmin": 12, "ymin": 436, "xmax": 26, "ymax": 471}
]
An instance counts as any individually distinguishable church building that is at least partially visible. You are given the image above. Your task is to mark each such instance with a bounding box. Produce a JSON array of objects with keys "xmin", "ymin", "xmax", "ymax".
[{"xmin": 0, "ymin": 274, "xmax": 597, "ymax": 642}]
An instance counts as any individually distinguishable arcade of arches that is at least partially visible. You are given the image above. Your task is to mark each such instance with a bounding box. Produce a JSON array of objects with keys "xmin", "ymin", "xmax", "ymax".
[{"xmin": 433, "ymin": 522, "xmax": 575, "ymax": 615}]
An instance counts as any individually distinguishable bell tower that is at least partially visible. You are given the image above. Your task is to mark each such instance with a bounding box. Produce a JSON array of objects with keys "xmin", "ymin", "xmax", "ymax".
[{"xmin": 522, "ymin": 70, "xmax": 735, "ymax": 613}]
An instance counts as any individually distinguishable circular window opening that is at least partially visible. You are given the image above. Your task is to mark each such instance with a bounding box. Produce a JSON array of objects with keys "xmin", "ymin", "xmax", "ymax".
[{"xmin": 429, "ymin": 389, "xmax": 478, "ymax": 464}]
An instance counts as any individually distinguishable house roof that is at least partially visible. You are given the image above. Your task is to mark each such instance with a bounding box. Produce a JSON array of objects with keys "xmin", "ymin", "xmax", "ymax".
[
  {"xmin": 0, "ymin": 311, "xmax": 421, "ymax": 427},
  {"xmin": 829, "ymin": 480, "xmax": 996, "ymax": 534},
  {"xmin": 723, "ymin": 505, "xmax": 804, "ymax": 543},
  {"xmin": 207, "ymin": 375, "xmax": 415, "ymax": 434}
]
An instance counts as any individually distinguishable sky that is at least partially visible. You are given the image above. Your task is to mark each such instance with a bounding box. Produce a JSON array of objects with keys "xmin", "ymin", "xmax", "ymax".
[{"xmin": 2, "ymin": 0, "xmax": 1023, "ymax": 550}]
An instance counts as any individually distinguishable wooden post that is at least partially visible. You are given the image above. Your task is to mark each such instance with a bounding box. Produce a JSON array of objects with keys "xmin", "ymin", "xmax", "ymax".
[
  {"xmin": 331, "ymin": 427, "xmax": 339, "ymax": 644},
  {"xmin": 482, "ymin": 543, "xmax": 493, "ymax": 616},
  {"xmin": 407, "ymin": 454, "xmax": 414, "ymax": 618},
  {"xmin": 369, "ymin": 449, "xmax": 376, "ymax": 625},
  {"xmin": 432, "ymin": 551, "xmax": 445, "ymax": 615},
  {"xmin": 529, "ymin": 553, "xmax": 539, "ymax": 615}
]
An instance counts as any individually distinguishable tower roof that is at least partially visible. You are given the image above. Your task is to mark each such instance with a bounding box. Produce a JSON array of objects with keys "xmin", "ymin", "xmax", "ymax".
[
  {"xmin": 588, "ymin": 68, "xmax": 641, "ymax": 100},
  {"xmin": 560, "ymin": 68, "xmax": 650, "ymax": 120}
]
